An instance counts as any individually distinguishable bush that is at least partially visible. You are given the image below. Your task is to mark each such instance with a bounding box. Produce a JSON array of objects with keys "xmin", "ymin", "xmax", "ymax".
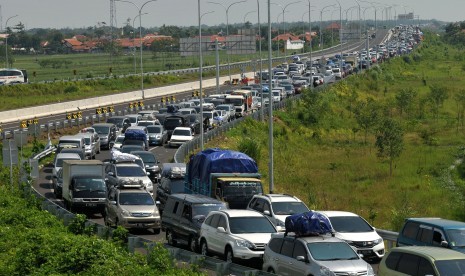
[{"xmin": 403, "ymin": 56, "xmax": 412, "ymax": 64}]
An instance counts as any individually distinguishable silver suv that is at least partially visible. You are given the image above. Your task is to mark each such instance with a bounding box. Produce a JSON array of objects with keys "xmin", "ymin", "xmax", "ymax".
[
  {"xmin": 104, "ymin": 185, "xmax": 161, "ymax": 234},
  {"xmin": 247, "ymin": 194, "xmax": 310, "ymax": 228},
  {"xmin": 262, "ymin": 233, "xmax": 375, "ymax": 275}
]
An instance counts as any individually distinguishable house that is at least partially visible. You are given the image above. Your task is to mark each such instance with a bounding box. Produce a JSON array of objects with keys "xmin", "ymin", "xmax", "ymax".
[{"xmin": 272, "ymin": 33, "xmax": 304, "ymax": 50}]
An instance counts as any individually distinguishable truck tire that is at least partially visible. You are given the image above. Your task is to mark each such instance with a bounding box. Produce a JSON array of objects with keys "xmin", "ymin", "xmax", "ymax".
[
  {"xmin": 189, "ymin": 236, "xmax": 198, "ymax": 252},
  {"xmin": 166, "ymin": 230, "xmax": 177, "ymax": 246},
  {"xmin": 153, "ymin": 228, "xmax": 161, "ymax": 235}
]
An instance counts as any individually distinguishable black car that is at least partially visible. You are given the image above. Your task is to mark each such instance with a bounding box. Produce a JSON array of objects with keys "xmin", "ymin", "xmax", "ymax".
[
  {"xmin": 106, "ymin": 116, "xmax": 131, "ymax": 134},
  {"xmin": 156, "ymin": 163, "xmax": 187, "ymax": 212},
  {"xmin": 130, "ymin": 151, "xmax": 161, "ymax": 183},
  {"xmin": 161, "ymin": 193, "xmax": 227, "ymax": 252},
  {"xmin": 186, "ymin": 114, "xmax": 201, "ymax": 134},
  {"xmin": 92, "ymin": 123, "xmax": 117, "ymax": 149}
]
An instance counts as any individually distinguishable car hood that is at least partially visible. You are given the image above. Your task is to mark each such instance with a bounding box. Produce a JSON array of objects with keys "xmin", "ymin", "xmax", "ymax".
[
  {"xmin": 121, "ymin": 205, "xmax": 158, "ymax": 215},
  {"xmin": 319, "ymin": 259, "xmax": 370, "ymax": 272},
  {"xmin": 232, "ymin": 233, "xmax": 274, "ymax": 244},
  {"xmin": 171, "ymin": 134, "xmax": 193, "ymax": 141},
  {"xmin": 334, "ymin": 231, "xmax": 381, "ymax": 242}
]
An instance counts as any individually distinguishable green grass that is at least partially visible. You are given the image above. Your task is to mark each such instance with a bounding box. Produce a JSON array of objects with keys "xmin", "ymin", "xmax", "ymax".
[{"xmin": 204, "ymin": 33, "xmax": 465, "ymax": 231}]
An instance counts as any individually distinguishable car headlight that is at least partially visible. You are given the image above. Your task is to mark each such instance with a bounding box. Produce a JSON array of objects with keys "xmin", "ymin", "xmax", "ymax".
[
  {"xmin": 235, "ymin": 239, "xmax": 253, "ymax": 248},
  {"xmin": 367, "ymin": 264, "xmax": 375, "ymax": 276},
  {"xmin": 320, "ymin": 265, "xmax": 336, "ymax": 276},
  {"xmin": 121, "ymin": 209, "xmax": 130, "ymax": 216}
]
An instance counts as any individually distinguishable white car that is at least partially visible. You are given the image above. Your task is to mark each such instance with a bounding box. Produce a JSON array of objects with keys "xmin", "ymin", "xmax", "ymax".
[
  {"xmin": 53, "ymin": 152, "xmax": 81, "ymax": 179},
  {"xmin": 318, "ymin": 211, "xmax": 385, "ymax": 261},
  {"xmin": 199, "ymin": 209, "xmax": 279, "ymax": 263},
  {"xmin": 113, "ymin": 135, "xmax": 125, "ymax": 150},
  {"xmin": 168, "ymin": 127, "xmax": 193, "ymax": 147}
]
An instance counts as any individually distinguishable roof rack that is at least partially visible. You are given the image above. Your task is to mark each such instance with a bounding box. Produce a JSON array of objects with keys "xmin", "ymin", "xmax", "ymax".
[
  {"xmin": 111, "ymin": 148, "xmax": 140, "ymax": 163},
  {"xmin": 170, "ymin": 166, "xmax": 186, "ymax": 179},
  {"xmin": 116, "ymin": 179, "xmax": 145, "ymax": 189}
]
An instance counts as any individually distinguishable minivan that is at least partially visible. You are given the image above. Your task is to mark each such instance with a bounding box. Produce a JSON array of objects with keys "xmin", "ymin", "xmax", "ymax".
[
  {"xmin": 57, "ymin": 135, "xmax": 85, "ymax": 154},
  {"xmin": 397, "ymin": 217, "xmax": 465, "ymax": 254},
  {"xmin": 161, "ymin": 194, "xmax": 227, "ymax": 252}
]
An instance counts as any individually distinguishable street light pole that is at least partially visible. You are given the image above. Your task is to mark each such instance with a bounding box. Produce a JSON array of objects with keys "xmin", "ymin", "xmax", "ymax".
[
  {"xmin": 320, "ymin": 4, "xmax": 336, "ymax": 50},
  {"xmin": 243, "ymin": 10, "xmax": 256, "ymax": 26},
  {"xmin": 257, "ymin": 0, "xmax": 264, "ymax": 121},
  {"xmin": 116, "ymin": 0, "xmax": 157, "ymax": 100},
  {"xmin": 5, "ymin": 15, "xmax": 18, "ymax": 68},
  {"xmin": 272, "ymin": 1, "xmax": 301, "ymax": 59},
  {"xmin": 267, "ymin": 0, "xmax": 274, "ymax": 193},
  {"xmin": 132, "ymin": 13, "xmax": 148, "ymax": 74},
  {"xmin": 335, "ymin": 0, "xmax": 343, "ymax": 77},
  {"xmin": 207, "ymin": 0, "xmax": 247, "ymax": 84},
  {"xmin": 306, "ymin": 0, "xmax": 314, "ymax": 67},
  {"xmin": 198, "ymin": 0, "xmax": 214, "ymax": 151}
]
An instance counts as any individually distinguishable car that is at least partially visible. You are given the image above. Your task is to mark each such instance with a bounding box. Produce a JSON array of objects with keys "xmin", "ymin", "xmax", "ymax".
[
  {"xmin": 215, "ymin": 104, "xmax": 235, "ymax": 122},
  {"xmin": 58, "ymin": 147, "xmax": 85, "ymax": 160},
  {"xmin": 53, "ymin": 152, "xmax": 81, "ymax": 179},
  {"xmin": 162, "ymin": 194, "xmax": 228, "ymax": 252},
  {"xmin": 213, "ymin": 109, "xmax": 228, "ymax": 124},
  {"xmin": 126, "ymin": 114, "xmax": 142, "ymax": 126},
  {"xmin": 202, "ymin": 110, "xmax": 224, "ymax": 128},
  {"xmin": 92, "ymin": 123, "xmax": 117, "ymax": 150},
  {"xmin": 178, "ymin": 108, "xmax": 197, "ymax": 115},
  {"xmin": 185, "ymin": 114, "xmax": 201, "ymax": 134},
  {"xmin": 75, "ymin": 132, "xmax": 98, "ymax": 159},
  {"xmin": 247, "ymin": 194, "xmax": 310, "ymax": 229},
  {"xmin": 138, "ymin": 110, "xmax": 158, "ymax": 120},
  {"xmin": 106, "ymin": 116, "xmax": 131, "ymax": 135},
  {"xmin": 79, "ymin": 127, "xmax": 102, "ymax": 153},
  {"xmin": 318, "ymin": 211, "xmax": 385, "ymax": 261},
  {"xmin": 52, "ymin": 167, "xmax": 64, "ymax": 198},
  {"xmin": 147, "ymin": 125, "xmax": 168, "ymax": 146},
  {"xmin": 113, "ymin": 135, "xmax": 125, "ymax": 150},
  {"xmin": 137, "ymin": 120, "xmax": 160, "ymax": 127},
  {"xmin": 129, "ymin": 151, "xmax": 160, "ymax": 183},
  {"xmin": 262, "ymin": 233, "xmax": 374, "ymax": 275},
  {"xmin": 104, "ymin": 161, "xmax": 153, "ymax": 193},
  {"xmin": 199, "ymin": 209, "xmax": 279, "ymax": 263},
  {"xmin": 168, "ymin": 127, "xmax": 193, "ymax": 147},
  {"xmin": 104, "ymin": 184, "xmax": 161, "ymax": 234},
  {"xmin": 378, "ymin": 246, "xmax": 465, "ymax": 275},
  {"xmin": 156, "ymin": 163, "xmax": 187, "ymax": 212},
  {"xmin": 397, "ymin": 217, "xmax": 465, "ymax": 253}
]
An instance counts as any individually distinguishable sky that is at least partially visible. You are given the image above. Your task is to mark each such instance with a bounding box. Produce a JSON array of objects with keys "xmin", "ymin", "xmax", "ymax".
[{"xmin": 0, "ymin": 0, "xmax": 463, "ymax": 30}]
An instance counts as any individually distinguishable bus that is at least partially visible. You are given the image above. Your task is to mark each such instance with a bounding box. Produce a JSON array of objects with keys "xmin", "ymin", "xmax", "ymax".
[{"xmin": 0, "ymin": 68, "xmax": 28, "ymax": 85}]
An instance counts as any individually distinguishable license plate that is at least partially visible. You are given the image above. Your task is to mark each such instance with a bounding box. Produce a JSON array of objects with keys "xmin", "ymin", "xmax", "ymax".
[
  {"xmin": 358, "ymin": 250, "xmax": 372, "ymax": 255},
  {"xmin": 85, "ymin": 203, "xmax": 96, "ymax": 207},
  {"xmin": 136, "ymin": 223, "xmax": 146, "ymax": 228}
]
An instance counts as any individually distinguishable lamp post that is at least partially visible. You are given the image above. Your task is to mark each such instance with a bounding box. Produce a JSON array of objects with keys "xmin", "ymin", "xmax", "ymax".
[
  {"xmin": 243, "ymin": 10, "xmax": 256, "ymax": 26},
  {"xmin": 267, "ymin": 0, "xmax": 274, "ymax": 193},
  {"xmin": 5, "ymin": 15, "xmax": 18, "ymax": 68},
  {"xmin": 116, "ymin": 0, "xmax": 157, "ymax": 100},
  {"xmin": 132, "ymin": 12, "xmax": 148, "ymax": 74},
  {"xmin": 320, "ymin": 4, "xmax": 336, "ymax": 50},
  {"xmin": 207, "ymin": 0, "xmax": 247, "ymax": 83},
  {"xmin": 334, "ymin": 0, "xmax": 343, "ymax": 78},
  {"xmin": 257, "ymin": 0, "xmax": 264, "ymax": 121},
  {"xmin": 198, "ymin": 0, "xmax": 214, "ymax": 151},
  {"xmin": 353, "ymin": 0, "xmax": 361, "ymax": 41},
  {"xmin": 305, "ymin": 0, "xmax": 314, "ymax": 71},
  {"xmin": 271, "ymin": 1, "xmax": 301, "ymax": 59}
]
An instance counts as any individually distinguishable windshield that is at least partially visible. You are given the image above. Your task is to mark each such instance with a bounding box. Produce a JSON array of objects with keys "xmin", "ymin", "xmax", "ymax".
[
  {"xmin": 165, "ymin": 118, "xmax": 183, "ymax": 128},
  {"xmin": 272, "ymin": 202, "xmax": 309, "ymax": 216},
  {"xmin": 172, "ymin": 129, "xmax": 191, "ymax": 136},
  {"xmin": 55, "ymin": 157, "xmax": 80, "ymax": 167},
  {"xmin": 115, "ymin": 136, "xmax": 125, "ymax": 143},
  {"xmin": 216, "ymin": 106, "xmax": 229, "ymax": 111},
  {"xmin": 329, "ymin": 216, "xmax": 373, "ymax": 233},
  {"xmin": 447, "ymin": 229, "xmax": 465, "ymax": 247},
  {"xmin": 147, "ymin": 126, "xmax": 162, "ymax": 134},
  {"xmin": 119, "ymin": 193, "xmax": 154, "ymax": 205},
  {"xmin": 193, "ymin": 203, "xmax": 227, "ymax": 217},
  {"xmin": 73, "ymin": 178, "xmax": 106, "ymax": 192},
  {"xmin": 435, "ymin": 259, "xmax": 465, "ymax": 274},
  {"xmin": 116, "ymin": 166, "xmax": 147, "ymax": 177},
  {"xmin": 226, "ymin": 98, "xmax": 244, "ymax": 106},
  {"xmin": 59, "ymin": 140, "xmax": 80, "ymax": 147},
  {"xmin": 128, "ymin": 117, "xmax": 138, "ymax": 123},
  {"xmin": 203, "ymin": 113, "xmax": 213, "ymax": 119},
  {"xmin": 93, "ymin": 126, "xmax": 109, "ymax": 135},
  {"xmin": 229, "ymin": 217, "xmax": 276, "ymax": 234},
  {"xmin": 272, "ymin": 91, "xmax": 280, "ymax": 96},
  {"xmin": 107, "ymin": 118, "xmax": 124, "ymax": 128},
  {"xmin": 137, "ymin": 153, "xmax": 157, "ymax": 164},
  {"xmin": 223, "ymin": 181, "xmax": 263, "ymax": 196},
  {"xmin": 83, "ymin": 137, "xmax": 91, "ymax": 145},
  {"xmin": 308, "ymin": 242, "xmax": 359, "ymax": 261}
]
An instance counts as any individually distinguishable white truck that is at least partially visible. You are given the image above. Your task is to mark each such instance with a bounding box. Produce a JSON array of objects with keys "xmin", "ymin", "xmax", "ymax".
[{"xmin": 62, "ymin": 160, "xmax": 107, "ymax": 214}]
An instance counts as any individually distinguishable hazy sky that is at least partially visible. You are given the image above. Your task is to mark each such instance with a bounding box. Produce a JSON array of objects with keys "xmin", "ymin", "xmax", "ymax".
[{"xmin": 0, "ymin": 0, "xmax": 463, "ymax": 30}]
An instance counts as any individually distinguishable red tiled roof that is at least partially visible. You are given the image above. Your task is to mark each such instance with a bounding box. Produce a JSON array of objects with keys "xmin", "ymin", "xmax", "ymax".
[
  {"xmin": 272, "ymin": 33, "xmax": 300, "ymax": 41},
  {"xmin": 326, "ymin": 22, "xmax": 341, "ymax": 30}
]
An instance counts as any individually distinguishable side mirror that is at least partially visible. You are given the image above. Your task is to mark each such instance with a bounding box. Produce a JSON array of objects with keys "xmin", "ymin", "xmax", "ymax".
[
  {"xmin": 296, "ymin": 256, "xmax": 306, "ymax": 262},
  {"xmin": 217, "ymin": 227, "xmax": 226, "ymax": 233},
  {"xmin": 276, "ymin": 226, "xmax": 285, "ymax": 232},
  {"xmin": 110, "ymin": 201, "xmax": 117, "ymax": 205},
  {"xmin": 263, "ymin": 210, "xmax": 271, "ymax": 216},
  {"xmin": 441, "ymin": 241, "xmax": 449, "ymax": 248},
  {"xmin": 155, "ymin": 201, "xmax": 161, "ymax": 205},
  {"xmin": 107, "ymin": 172, "xmax": 114, "ymax": 177}
]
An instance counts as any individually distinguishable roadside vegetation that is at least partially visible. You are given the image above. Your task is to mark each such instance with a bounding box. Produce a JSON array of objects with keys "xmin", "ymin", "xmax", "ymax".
[{"xmin": 206, "ymin": 30, "xmax": 465, "ymax": 231}]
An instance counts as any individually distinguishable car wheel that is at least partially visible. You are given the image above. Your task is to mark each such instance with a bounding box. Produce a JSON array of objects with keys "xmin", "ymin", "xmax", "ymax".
[
  {"xmin": 267, "ymin": 268, "xmax": 275, "ymax": 274},
  {"xmin": 188, "ymin": 236, "xmax": 197, "ymax": 252},
  {"xmin": 224, "ymin": 246, "xmax": 234, "ymax": 263},
  {"xmin": 200, "ymin": 240, "xmax": 209, "ymax": 257},
  {"xmin": 153, "ymin": 228, "xmax": 161, "ymax": 235},
  {"xmin": 166, "ymin": 230, "xmax": 177, "ymax": 246}
]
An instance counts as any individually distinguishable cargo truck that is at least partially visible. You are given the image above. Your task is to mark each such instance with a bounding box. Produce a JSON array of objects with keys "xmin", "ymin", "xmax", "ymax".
[
  {"xmin": 62, "ymin": 160, "xmax": 107, "ymax": 214},
  {"xmin": 184, "ymin": 148, "xmax": 263, "ymax": 209}
]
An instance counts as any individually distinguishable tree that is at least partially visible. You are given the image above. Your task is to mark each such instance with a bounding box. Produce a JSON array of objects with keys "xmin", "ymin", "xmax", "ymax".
[
  {"xmin": 375, "ymin": 118, "xmax": 404, "ymax": 176},
  {"xmin": 354, "ymin": 98, "xmax": 380, "ymax": 144},
  {"xmin": 429, "ymin": 85, "xmax": 448, "ymax": 120},
  {"xmin": 395, "ymin": 87, "xmax": 417, "ymax": 117}
]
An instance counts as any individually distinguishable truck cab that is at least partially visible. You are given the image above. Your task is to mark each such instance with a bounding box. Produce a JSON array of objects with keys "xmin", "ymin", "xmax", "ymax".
[{"xmin": 213, "ymin": 176, "xmax": 263, "ymax": 209}]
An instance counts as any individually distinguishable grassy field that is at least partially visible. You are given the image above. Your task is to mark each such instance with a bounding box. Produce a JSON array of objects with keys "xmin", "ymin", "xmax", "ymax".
[{"xmin": 204, "ymin": 33, "xmax": 465, "ymax": 231}]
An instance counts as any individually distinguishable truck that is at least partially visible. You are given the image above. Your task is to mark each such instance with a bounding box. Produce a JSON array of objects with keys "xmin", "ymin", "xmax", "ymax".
[
  {"xmin": 225, "ymin": 89, "xmax": 253, "ymax": 118},
  {"xmin": 184, "ymin": 148, "xmax": 263, "ymax": 209},
  {"xmin": 344, "ymin": 56, "xmax": 358, "ymax": 70},
  {"xmin": 62, "ymin": 160, "xmax": 107, "ymax": 214}
]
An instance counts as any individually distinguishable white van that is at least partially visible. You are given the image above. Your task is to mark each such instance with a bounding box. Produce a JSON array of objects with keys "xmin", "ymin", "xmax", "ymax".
[
  {"xmin": 58, "ymin": 136, "xmax": 85, "ymax": 153},
  {"xmin": 0, "ymin": 68, "xmax": 27, "ymax": 85}
]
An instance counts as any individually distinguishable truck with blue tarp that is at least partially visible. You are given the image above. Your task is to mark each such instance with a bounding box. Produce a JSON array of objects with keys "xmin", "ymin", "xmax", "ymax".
[{"xmin": 184, "ymin": 148, "xmax": 263, "ymax": 209}]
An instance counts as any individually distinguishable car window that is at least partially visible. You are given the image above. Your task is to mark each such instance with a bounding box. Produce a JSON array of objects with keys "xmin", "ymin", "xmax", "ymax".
[
  {"xmin": 252, "ymin": 199, "xmax": 264, "ymax": 212},
  {"xmin": 210, "ymin": 214, "xmax": 220, "ymax": 228},
  {"xmin": 268, "ymin": 238, "xmax": 283, "ymax": 253},
  {"xmin": 293, "ymin": 241, "xmax": 307, "ymax": 260},
  {"xmin": 280, "ymin": 239, "xmax": 294, "ymax": 257},
  {"xmin": 418, "ymin": 257, "xmax": 436, "ymax": 276},
  {"xmin": 204, "ymin": 215, "xmax": 213, "ymax": 225},
  {"xmin": 432, "ymin": 229, "xmax": 446, "ymax": 246},
  {"xmin": 446, "ymin": 229, "xmax": 465, "ymax": 247},
  {"xmin": 385, "ymin": 251, "xmax": 402, "ymax": 270},
  {"xmin": 397, "ymin": 253, "xmax": 420, "ymax": 275},
  {"xmin": 418, "ymin": 226, "xmax": 433, "ymax": 243},
  {"xmin": 402, "ymin": 222, "xmax": 420, "ymax": 239},
  {"xmin": 436, "ymin": 259, "xmax": 465, "ymax": 274},
  {"xmin": 173, "ymin": 201, "xmax": 180, "ymax": 215},
  {"xmin": 229, "ymin": 217, "xmax": 276, "ymax": 234},
  {"xmin": 218, "ymin": 215, "xmax": 228, "ymax": 231},
  {"xmin": 328, "ymin": 216, "xmax": 373, "ymax": 232},
  {"xmin": 182, "ymin": 205, "xmax": 192, "ymax": 220}
]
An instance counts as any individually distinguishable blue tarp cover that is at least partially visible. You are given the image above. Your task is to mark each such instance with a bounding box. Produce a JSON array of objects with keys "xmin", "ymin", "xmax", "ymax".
[
  {"xmin": 285, "ymin": 211, "xmax": 333, "ymax": 236},
  {"xmin": 186, "ymin": 148, "xmax": 258, "ymax": 186},
  {"xmin": 124, "ymin": 128, "xmax": 146, "ymax": 141}
]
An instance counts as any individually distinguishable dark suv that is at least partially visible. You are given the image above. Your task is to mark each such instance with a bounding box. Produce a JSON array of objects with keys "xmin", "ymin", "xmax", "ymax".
[
  {"xmin": 92, "ymin": 123, "xmax": 117, "ymax": 149},
  {"xmin": 156, "ymin": 163, "xmax": 186, "ymax": 212},
  {"xmin": 161, "ymin": 194, "xmax": 227, "ymax": 252}
]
